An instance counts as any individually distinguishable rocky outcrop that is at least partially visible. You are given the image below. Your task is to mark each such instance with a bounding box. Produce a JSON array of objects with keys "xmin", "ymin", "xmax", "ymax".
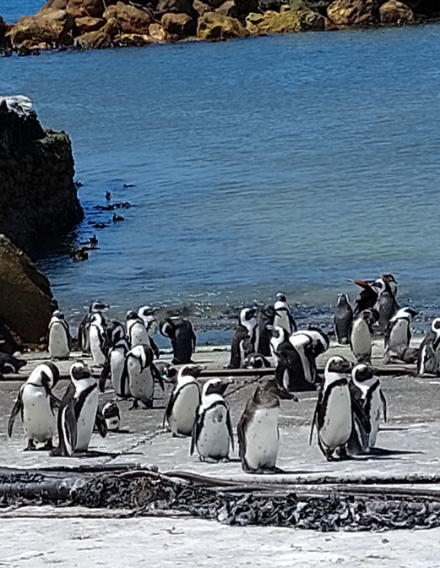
[
  {"xmin": 156, "ymin": 0, "xmax": 195, "ymax": 16},
  {"xmin": 197, "ymin": 11, "xmax": 249, "ymax": 38},
  {"xmin": 327, "ymin": 0, "xmax": 378, "ymax": 25},
  {"xmin": 75, "ymin": 16, "xmax": 120, "ymax": 47},
  {"xmin": 0, "ymin": 235, "xmax": 57, "ymax": 344},
  {"xmin": 0, "ymin": 100, "xmax": 83, "ymax": 251},
  {"xmin": 379, "ymin": 0, "xmax": 414, "ymax": 22},
  {"xmin": 162, "ymin": 12, "xmax": 196, "ymax": 37},
  {"xmin": 246, "ymin": 6, "xmax": 324, "ymax": 32},
  {"xmin": 103, "ymin": 2, "xmax": 152, "ymax": 34},
  {"xmin": 75, "ymin": 16, "xmax": 106, "ymax": 33},
  {"xmin": 8, "ymin": 9, "xmax": 75, "ymax": 50}
]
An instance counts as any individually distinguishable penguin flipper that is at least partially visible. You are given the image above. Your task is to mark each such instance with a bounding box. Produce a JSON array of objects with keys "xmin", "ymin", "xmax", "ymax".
[
  {"xmin": 351, "ymin": 397, "xmax": 371, "ymax": 434},
  {"xmin": 150, "ymin": 337, "xmax": 160, "ymax": 359},
  {"xmin": 226, "ymin": 409, "xmax": 235, "ymax": 452},
  {"xmin": 49, "ymin": 392, "xmax": 63, "ymax": 411},
  {"xmin": 163, "ymin": 389, "xmax": 176, "ymax": 427},
  {"xmin": 95, "ymin": 407, "xmax": 108, "ymax": 438},
  {"xmin": 236, "ymin": 409, "xmax": 247, "ymax": 462},
  {"xmin": 99, "ymin": 359, "xmax": 110, "ymax": 393},
  {"xmin": 151, "ymin": 363, "xmax": 165, "ymax": 392},
  {"xmin": 289, "ymin": 311, "xmax": 297, "ymax": 333},
  {"xmin": 309, "ymin": 387, "xmax": 324, "ymax": 445},
  {"xmin": 190, "ymin": 409, "xmax": 202, "ymax": 456},
  {"xmin": 380, "ymin": 390, "xmax": 388, "ymax": 423},
  {"xmin": 8, "ymin": 389, "xmax": 23, "ymax": 437}
]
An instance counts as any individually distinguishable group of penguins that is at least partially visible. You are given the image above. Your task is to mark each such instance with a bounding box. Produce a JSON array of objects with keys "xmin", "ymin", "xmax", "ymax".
[{"xmin": 5, "ymin": 273, "xmax": 440, "ymax": 471}]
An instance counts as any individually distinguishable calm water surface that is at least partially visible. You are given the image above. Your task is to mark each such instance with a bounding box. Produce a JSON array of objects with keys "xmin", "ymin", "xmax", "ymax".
[{"xmin": 2, "ymin": 14, "xmax": 440, "ymax": 332}]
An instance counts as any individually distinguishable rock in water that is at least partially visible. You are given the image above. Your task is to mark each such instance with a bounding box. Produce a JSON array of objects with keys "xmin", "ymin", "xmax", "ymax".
[
  {"xmin": 379, "ymin": 0, "xmax": 414, "ymax": 23},
  {"xmin": 0, "ymin": 235, "xmax": 57, "ymax": 344}
]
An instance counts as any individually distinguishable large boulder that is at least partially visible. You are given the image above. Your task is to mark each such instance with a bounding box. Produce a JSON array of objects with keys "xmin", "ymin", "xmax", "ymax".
[
  {"xmin": 8, "ymin": 10, "xmax": 75, "ymax": 49},
  {"xmin": 75, "ymin": 16, "xmax": 106, "ymax": 34},
  {"xmin": 103, "ymin": 2, "xmax": 152, "ymax": 34},
  {"xmin": 215, "ymin": 0, "xmax": 258, "ymax": 18},
  {"xmin": 161, "ymin": 12, "xmax": 196, "ymax": 37},
  {"xmin": 246, "ymin": 6, "xmax": 324, "ymax": 32},
  {"xmin": 327, "ymin": 0, "xmax": 378, "ymax": 25},
  {"xmin": 379, "ymin": 0, "xmax": 413, "ymax": 21},
  {"xmin": 0, "ymin": 235, "xmax": 57, "ymax": 344},
  {"xmin": 67, "ymin": 0, "xmax": 110, "ymax": 18},
  {"xmin": 149, "ymin": 22, "xmax": 167, "ymax": 40},
  {"xmin": 75, "ymin": 16, "xmax": 119, "ymax": 47},
  {"xmin": 197, "ymin": 11, "xmax": 249, "ymax": 38},
  {"xmin": 194, "ymin": 0, "xmax": 211, "ymax": 14},
  {"xmin": 156, "ymin": 0, "xmax": 195, "ymax": 16}
]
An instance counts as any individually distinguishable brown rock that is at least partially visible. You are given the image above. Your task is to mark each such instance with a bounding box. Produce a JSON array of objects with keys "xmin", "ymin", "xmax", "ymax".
[
  {"xmin": 103, "ymin": 1, "xmax": 152, "ymax": 34},
  {"xmin": 0, "ymin": 235, "xmax": 57, "ymax": 344},
  {"xmin": 214, "ymin": 0, "xmax": 258, "ymax": 19},
  {"xmin": 246, "ymin": 7, "xmax": 324, "ymax": 33},
  {"xmin": 75, "ymin": 15, "xmax": 105, "ymax": 33},
  {"xmin": 161, "ymin": 12, "xmax": 196, "ymax": 37},
  {"xmin": 66, "ymin": 0, "xmax": 109, "ymax": 18},
  {"xmin": 8, "ymin": 10, "xmax": 75, "ymax": 49},
  {"xmin": 379, "ymin": 0, "xmax": 413, "ymax": 22},
  {"xmin": 156, "ymin": 0, "xmax": 195, "ymax": 16},
  {"xmin": 327, "ymin": 0, "xmax": 378, "ymax": 25},
  {"xmin": 194, "ymin": 0, "xmax": 211, "ymax": 15},
  {"xmin": 149, "ymin": 22, "xmax": 167, "ymax": 40},
  {"xmin": 38, "ymin": 0, "xmax": 69, "ymax": 13},
  {"xmin": 75, "ymin": 16, "xmax": 119, "ymax": 47},
  {"xmin": 216, "ymin": 0, "xmax": 237, "ymax": 16},
  {"xmin": 117, "ymin": 32, "xmax": 152, "ymax": 46},
  {"xmin": 197, "ymin": 11, "xmax": 249, "ymax": 39}
]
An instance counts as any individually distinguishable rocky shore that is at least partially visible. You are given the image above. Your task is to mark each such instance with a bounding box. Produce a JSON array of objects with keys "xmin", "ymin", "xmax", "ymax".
[{"xmin": 1, "ymin": 0, "xmax": 436, "ymax": 54}]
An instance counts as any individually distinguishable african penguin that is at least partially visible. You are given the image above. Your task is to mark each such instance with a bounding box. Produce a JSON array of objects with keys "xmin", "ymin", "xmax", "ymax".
[
  {"xmin": 255, "ymin": 305, "xmax": 276, "ymax": 357},
  {"xmin": 333, "ymin": 294, "xmax": 353, "ymax": 345},
  {"xmin": 89, "ymin": 313, "xmax": 108, "ymax": 366},
  {"xmin": 8, "ymin": 362, "xmax": 60, "ymax": 451},
  {"xmin": 164, "ymin": 364, "xmax": 203, "ymax": 437},
  {"xmin": 99, "ymin": 321, "xmax": 129, "ymax": 396},
  {"xmin": 268, "ymin": 325, "xmax": 290, "ymax": 361},
  {"xmin": 191, "ymin": 378, "xmax": 234, "ymax": 462},
  {"xmin": 226, "ymin": 308, "xmax": 257, "ymax": 369},
  {"xmin": 417, "ymin": 318, "xmax": 440, "ymax": 376},
  {"xmin": 138, "ymin": 306, "xmax": 159, "ymax": 338},
  {"xmin": 274, "ymin": 334, "xmax": 317, "ymax": 392},
  {"xmin": 384, "ymin": 307, "xmax": 417, "ymax": 355},
  {"xmin": 244, "ymin": 353, "xmax": 272, "ymax": 369},
  {"xmin": 273, "ymin": 292, "xmax": 297, "ymax": 335},
  {"xmin": 160, "ymin": 317, "xmax": 197, "ymax": 365},
  {"xmin": 350, "ymin": 308, "xmax": 379, "ymax": 363},
  {"xmin": 126, "ymin": 311, "xmax": 149, "ymax": 347},
  {"xmin": 102, "ymin": 401, "xmax": 121, "ymax": 431},
  {"xmin": 77, "ymin": 300, "xmax": 108, "ymax": 353},
  {"xmin": 237, "ymin": 377, "xmax": 296, "ymax": 474},
  {"xmin": 124, "ymin": 344, "xmax": 164, "ymax": 410},
  {"xmin": 48, "ymin": 310, "xmax": 71, "ymax": 360},
  {"xmin": 288, "ymin": 328, "xmax": 329, "ymax": 385},
  {"xmin": 310, "ymin": 356, "xmax": 352, "ymax": 461}
]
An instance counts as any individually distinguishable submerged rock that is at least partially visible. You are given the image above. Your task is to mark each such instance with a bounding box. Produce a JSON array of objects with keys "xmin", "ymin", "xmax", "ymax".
[
  {"xmin": 197, "ymin": 11, "xmax": 249, "ymax": 39},
  {"xmin": 380, "ymin": 0, "xmax": 414, "ymax": 22}
]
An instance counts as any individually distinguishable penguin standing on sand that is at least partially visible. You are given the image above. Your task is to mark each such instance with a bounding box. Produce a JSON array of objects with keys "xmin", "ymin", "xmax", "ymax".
[
  {"xmin": 48, "ymin": 310, "xmax": 71, "ymax": 360},
  {"xmin": 333, "ymin": 294, "xmax": 353, "ymax": 345},
  {"xmin": 160, "ymin": 317, "xmax": 197, "ymax": 365},
  {"xmin": 164, "ymin": 364, "xmax": 203, "ymax": 437},
  {"xmin": 310, "ymin": 356, "xmax": 352, "ymax": 461},
  {"xmin": 227, "ymin": 308, "xmax": 258, "ymax": 369},
  {"xmin": 99, "ymin": 321, "xmax": 129, "ymax": 396},
  {"xmin": 255, "ymin": 305, "xmax": 276, "ymax": 356},
  {"xmin": 138, "ymin": 306, "xmax": 159, "ymax": 338},
  {"xmin": 191, "ymin": 378, "xmax": 234, "ymax": 462},
  {"xmin": 350, "ymin": 308, "xmax": 379, "ymax": 363},
  {"xmin": 77, "ymin": 300, "xmax": 109, "ymax": 353},
  {"xmin": 274, "ymin": 335, "xmax": 317, "ymax": 392},
  {"xmin": 237, "ymin": 377, "xmax": 296, "ymax": 474},
  {"xmin": 124, "ymin": 344, "xmax": 164, "ymax": 409},
  {"xmin": 273, "ymin": 293, "xmax": 297, "ymax": 335},
  {"xmin": 89, "ymin": 313, "xmax": 108, "ymax": 366},
  {"xmin": 8, "ymin": 362, "xmax": 60, "ymax": 451},
  {"xmin": 288, "ymin": 327, "xmax": 329, "ymax": 385},
  {"xmin": 417, "ymin": 318, "xmax": 440, "ymax": 376},
  {"xmin": 384, "ymin": 307, "xmax": 417, "ymax": 354},
  {"xmin": 126, "ymin": 311, "xmax": 148, "ymax": 346},
  {"xmin": 51, "ymin": 362, "xmax": 107, "ymax": 456}
]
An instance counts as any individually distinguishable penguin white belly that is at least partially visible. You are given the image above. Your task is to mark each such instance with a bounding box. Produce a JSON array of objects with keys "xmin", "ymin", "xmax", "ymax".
[
  {"xmin": 197, "ymin": 405, "xmax": 230, "ymax": 460},
  {"xmin": 89, "ymin": 326, "xmax": 106, "ymax": 366},
  {"xmin": 274, "ymin": 314, "xmax": 291, "ymax": 334},
  {"xmin": 244, "ymin": 408, "xmax": 279, "ymax": 471},
  {"xmin": 49, "ymin": 323, "xmax": 69, "ymax": 359},
  {"xmin": 169, "ymin": 384, "xmax": 200, "ymax": 436},
  {"xmin": 130, "ymin": 324, "xmax": 149, "ymax": 347},
  {"xmin": 319, "ymin": 387, "xmax": 352, "ymax": 450},
  {"xmin": 351, "ymin": 321, "xmax": 371, "ymax": 361},
  {"xmin": 75, "ymin": 389, "xmax": 98, "ymax": 452},
  {"xmin": 21, "ymin": 386, "xmax": 55, "ymax": 443},
  {"xmin": 128, "ymin": 359, "xmax": 154, "ymax": 403},
  {"xmin": 111, "ymin": 349, "xmax": 127, "ymax": 396},
  {"xmin": 389, "ymin": 321, "xmax": 409, "ymax": 349},
  {"xmin": 290, "ymin": 335, "xmax": 312, "ymax": 382},
  {"xmin": 368, "ymin": 390, "xmax": 382, "ymax": 448}
]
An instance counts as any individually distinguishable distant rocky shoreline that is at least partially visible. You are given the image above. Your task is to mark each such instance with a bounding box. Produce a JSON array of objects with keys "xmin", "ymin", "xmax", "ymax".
[{"xmin": 0, "ymin": 0, "xmax": 437, "ymax": 55}]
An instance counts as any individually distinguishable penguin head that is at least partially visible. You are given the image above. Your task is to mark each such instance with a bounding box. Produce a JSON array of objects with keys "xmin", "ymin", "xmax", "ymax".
[
  {"xmin": 103, "ymin": 401, "xmax": 121, "ymax": 419},
  {"xmin": 34, "ymin": 362, "xmax": 60, "ymax": 390},
  {"xmin": 259, "ymin": 377, "xmax": 298, "ymax": 401},
  {"xmin": 362, "ymin": 308, "xmax": 380, "ymax": 326},
  {"xmin": 160, "ymin": 319, "xmax": 175, "ymax": 339},
  {"xmin": 337, "ymin": 293, "xmax": 349, "ymax": 306},
  {"xmin": 178, "ymin": 363, "xmax": 205, "ymax": 379},
  {"xmin": 393, "ymin": 307, "xmax": 418, "ymax": 322},
  {"xmin": 125, "ymin": 310, "xmax": 139, "ymax": 321},
  {"xmin": 107, "ymin": 321, "xmax": 126, "ymax": 344},
  {"xmin": 70, "ymin": 361, "xmax": 92, "ymax": 381},
  {"xmin": 325, "ymin": 356, "xmax": 352, "ymax": 375},
  {"xmin": 275, "ymin": 292, "xmax": 287, "ymax": 302},
  {"xmin": 244, "ymin": 354, "xmax": 271, "ymax": 369},
  {"xmin": 431, "ymin": 318, "xmax": 440, "ymax": 334},
  {"xmin": 138, "ymin": 306, "xmax": 157, "ymax": 317},
  {"xmin": 240, "ymin": 307, "xmax": 258, "ymax": 325},
  {"xmin": 52, "ymin": 310, "xmax": 64, "ymax": 319},
  {"xmin": 202, "ymin": 377, "xmax": 232, "ymax": 398},
  {"xmin": 90, "ymin": 300, "xmax": 109, "ymax": 313},
  {"xmin": 351, "ymin": 363, "xmax": 374, "ymax": 384},
  {"xmin": 266, "ymin": 325, "xmax": 287, "ymax": 341}
]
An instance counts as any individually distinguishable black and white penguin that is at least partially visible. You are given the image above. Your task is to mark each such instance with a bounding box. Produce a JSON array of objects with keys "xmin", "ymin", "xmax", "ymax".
[
  {"xmin": 89, "ymin": 312, "xmax": 109, "ymax": 366},
  {"xmin": 164, "ymin": 364, "xmax": 203, "ymax": 436},
  {"xmin": 138, "ymin": 306, "xmax": 159, "ymax": 338},
  {"xmin": 126, "ymin": 311, "xmax": 148, "ymax": 347},
  {"xmin": 0, "ymin": 353, "xmax": 26, "ymax": 377},
  {"xmin": 48, "ymin": 310, "xmax": 71, "ymax": 360},
  {"xmin": 124, "ymin": 344, "xmax": 164, "ymax": 410},
  {"xmin": 8, "ymin": 362, "xmax": 60, "ymax": 451},
  {"xmin": 191, "ymin": 378, "xmax": 234, "ymax": 462},
  {"xmin": 102, "ymin": 401, "xmax": 121, "ymax": 431},
  {"xmin": 417, "ymin": 318, "xmax": 440, "ymax": 376},
  {"xmin": 288, "ymin": 328, "xmax": 329, "ymax": 384},
  {"xmin": 255, "ymin": 305, "xmax": 276, "ymax": 357},
  {"xmin": 244, "ymin": 353, "xmax": 272, "ymax": 369},
  {"xmin": 77, "ymin": 300, "xmax": 109, "ymax": 353},
  {"xmin": 51, "ymin": 362, "xmax": 107, "ymax": 456},
  {"xmin": 310, "ymin": 356, "xmax": 352, "ymax": 461},
  {"xmin": 0, "ymin": 317, "xmax": 19, "ymax": 355},
  {"xmin": 226, "ymin": 307, "xmax": 258, "ymax": 369},
  {"xmin": 268, "ymin": 325, "xmax": 290, "ymax": 361},
  {"xmin": 160, "ymin": 317, "xmax": 197, "ymax": 365},
  {"xmin": 353, "ymin": 274, "xmax": 398, "ymax": 329},
  {"xmin": 99, "ymin": 321, "xmax": 129, "ymax": 396},
  {"xmin": 350, "ymin": 308, "xmax": 379, "ymax": 363},
  {"xmin": 384, "ymin": 307, "xmax": 418, "ymax": 353},
  {"xmin": 333, "ymin": 294, "xmax": 353, "ymax": 345},
  {"xmin": 274, "ymin": 335, "xmax": 317, "ymax": 392},
  {"xmin": 237, "ymin": 377, "xmax": 296, "ymax": 474},
  {"xmin": 273, "ymin": 292, "xmax": 297, "ymax": 335}
]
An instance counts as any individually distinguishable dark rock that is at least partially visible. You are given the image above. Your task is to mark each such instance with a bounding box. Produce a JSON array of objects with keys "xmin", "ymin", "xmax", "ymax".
[
  {"xmin": 0, "ymin": 319, "xmax": 19, "ymax": 355},
  {"xmin": 67, "ymin": 0, "xmax": 111, "ymax": 18},
  {"xmin": 327, "ymin": 0, "xmax": 378, "ymax": 25},
  {"xmin": 258, "ymin": 0, "xmax": 283, "ymax": 12},
  {"xmin": 379, "ymin": 0, "xmax": 414, "ymax": 21},
  {"xmin": 156, "ymin": 0, "xmax": 196, "ymax": 17},
  {"xmin": 0, "ymin": 15, "xmax": 7, "ymax": 49},
  {"xmin": 197, "ymin": 11, "xmax": 250, "ymax": 39},
  {"xmin": 215, "ymin": 0, "xmax": 258, "ymax": 18},
  {"xmin": 194, "ymin": 0, "xmax": 211, "ymax": 14},
  {"xmin": 74, "ymin": 16, "xmax": 106, "ymax": 34},
  {"xmin": 103, "ymin": 2, "xmax": 153, "ymax": 34},
  {"xmin": 162, "ymin": 12, "xmax": 196, "ymax": 37}
]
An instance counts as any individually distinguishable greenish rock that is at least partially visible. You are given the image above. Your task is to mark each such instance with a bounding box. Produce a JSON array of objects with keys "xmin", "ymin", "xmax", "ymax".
[
  {"xmin": 76, "ymin": 17, "xmax": 119, "ymax": 48},
  {"xmin": 246, "ymin": 7, "xmax": 324, "ymax": 33},
  {"xmin": 197, "ymin": 11, "xmax": 250, "ymax": 39}
]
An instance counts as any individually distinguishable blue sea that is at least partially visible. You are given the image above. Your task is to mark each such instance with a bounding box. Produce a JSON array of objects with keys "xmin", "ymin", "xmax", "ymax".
[{"xmin": 2, "ymin": 1, "xmax": 440, "ymax": 338}]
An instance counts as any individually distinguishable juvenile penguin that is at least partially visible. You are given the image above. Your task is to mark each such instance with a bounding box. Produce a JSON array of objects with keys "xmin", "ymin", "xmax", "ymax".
[
  {"xmin": 51, "ymin": 362, "xmax": 107, "ymax": 456},
  {"xmin": 350, "ymin": 308, "xmax": 379, "ymax": 363},
  {"xmin": 8, "ymin": 362, "xmax": 60, "ymax": 451},
  {"xmin": 102, "ymin": 401, "xmax": 121, "ymax": 431},
  {"xmin": 124, "ymin": 344, "xmax": 164, "ymax": 409},
  {"xmin": 48, "ymin": 310, "xmax": 71, "ymax": 360},
  {"xmin": 310, "ymin": 356, "xmax": 352, "ymax": 461},
  {"xmin": 237, "ymin": 377, "xmax": 296, "ymax": 474},
  {"xmin": 273, "ymin": 292, "xmax": 297, "ymax": 335},
  {"xmin": 160, "ymin": 317, "xmax": 197, "ymax": 365},
  {"xmin": 77, "ymin": 300, "xmax": 108, "ymax": 353},
  {"xmin": 191, "ymin": 378, "xmax": 234, "ymax": 462},
  {"xmin": 417, "ymin": 318, "xmax": 440, "ymax": 376},
  {"xmin": 333, "ymin": 294, "xmax": 353, "ymax": 345},
  {"xmin": 164, "ymin": 364, "xmax": 203, "ymax": 436},
  {"xmin": 255, "ymin": 305, "xmax": 276, "ymax": 357},
  {"xmin": 384, "ymin": 307, "xmax": 418, "ymax": 353},
  {"xmin": 89, "ymin": 313, "xmax": 108, "ymax": 366},
  {"xmin": 226, "ymin": 307, "xmax": 258, "ymax": 369},
  {"xmin": 99, "ymin": 322, "xmax": 129, "ymax": 396}
]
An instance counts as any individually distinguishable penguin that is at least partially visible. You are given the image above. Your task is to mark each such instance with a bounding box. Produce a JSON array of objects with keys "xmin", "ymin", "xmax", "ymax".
[
  {"xmin": 154, "ymin": 361, "xmax": 178, "ymax": 383},
  {"xmin": 333, "ymin": 294, "xmax": 353, "ymax": 345},
  {"xmin": 417, "ymin": 318, "xmax": 440, "ymax": 376},
  {"xmin": 255, "ymin": 305, "xmax": 276, "ymax": 357},
  {"xmin": 102, "ymin": 401, "xmax": 121, "ymax": 431},
  {"xmin": 268, "ymin": 325, "xmax": 290, "ymax": 361},
  {"xmin": 0, "ymin": 353, "xmax": 26, "ymax": 377},
  {"xmin": 274, "ymin": 335, "xmax": 317, "ymax": 392},
  {"xmin": 237, "ymin": 377, "xmax": 296, "ymax": 474},
  {"xmin": 190, "ymin": 378, "xmax": 234, "ymax": 462},
  {"xmin": 0, "ymin": 317, "xmax": 19, "ymax": 355},
  {"xmin": 89, "ymin": 312, "xmax": 108, "ymax": 366},
  {"xmin": 8, "ymin": 362, "xmax": 60, "ymax": 451},
  {"xmin": 383, "ymin": 345, "xmax": 419, "ymax": 365},
  {"xmin": 77, "ymin": 300, "xmax": 109, "ymax": 353},
  {"xmin": 48, "ymin": 310, "xmax": 71, "ymax": 360},
  {"xmin": 353, "ymin": 274, "xmax": 398, "ymax": 329},
  {"xmin": 160, "ymin": 317, "xmax": 197, "ymax": 365},
  {"xmin": 163, "ymin": 364, "xmax": 203, "ymax": 436},
  {"xmin": 123, "ymin": 344, "xmax": 164, "ymax": 409},
  {"xmin": 288, "ymin": 328, "xmax": 329, "ymax": 384},
  {"xmin": 99, "ymin": 321, "xmax": 129, "ymax": 396},
  {"xmin": 138, "ymin": 305, "xmax": 160, "ymax": 357},
  {"xmin": 244, "ymin": 353, "xmax": 272, "ymax": 369},
  {"xmin": 384, "ymin": 307, "xmax": 418, "ymax": 353},
  {"xmin": 51, "ymin": 362, "xmax": 107, "ymax": 456},
  {"xmin": 310, "ymin": 356, "xmax": 352, "ymax": 461},
  {"xmin": 273, "ymin": 292, "xmax": 297, "ymax": 335},
  {"xmin": 350, "ymin": 308, "xmax": 379, "ymax": 363},
  {"xmin": 227, "ymin": 308, "xmax": 258, "ymax": 369},
  {"xmin": 126, "ymin": 311, "xmax": 149, "ymax": 347}
]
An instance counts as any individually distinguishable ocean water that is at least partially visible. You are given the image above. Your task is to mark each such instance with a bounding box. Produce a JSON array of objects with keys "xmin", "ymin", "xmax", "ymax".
[{"xmin": 2, "ymin": 9, "xmax": 440, "ymax": 335}]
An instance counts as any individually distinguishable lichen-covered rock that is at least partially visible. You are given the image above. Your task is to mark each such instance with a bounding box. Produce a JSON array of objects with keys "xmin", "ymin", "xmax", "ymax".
[
  {"xmin": 247, "ymin": 7, "xmax": 324, "ymax": 33},
  {"xmin": 379, "ymin": 0, "xmax": 413, "ymax": 22},
  {"xmin": 0, "ymin": 101, "xmax": 83, "ymax": 251},
  {"xmin": 327, "ymin": 0, "xmax": 378, "ymax": 25},
  {"xmin": 67, "ymin": 0, "xmax": 110, "ymax": 18},
  {"xmin": 8, "ymin": 10, "xmax": 75, "ymax": 49},
  {"xmin": 197, "ymin": 11, "xmax": 249, "ymax": 39},
  {"xmin": 103, "ymin": 2, "xmax": 152, "ymax": 34},
  {"xmin": 76, "ymin": 16, "xmax": 119, "ymax": 47},
  {"xmin": 194, "ymin": 0, "xmax": 211, "ymax": 15},
  {"xmin": 149, "ymin": 22, "xmax": 167, "ymax": 40},
  {"xmin": 161, "ymin": 12, "xmax": 196, "ymax": 37},
  {"xmin": 0, "ymin": 235, "xmax": 57, "ymax": 344},
  {"xmin": 156, "ymin": 0, "xmax": 195, "ymax": 16},
  {"xmin": 75, "ymin": 16, "xmax": 106, "ymax": 34}
]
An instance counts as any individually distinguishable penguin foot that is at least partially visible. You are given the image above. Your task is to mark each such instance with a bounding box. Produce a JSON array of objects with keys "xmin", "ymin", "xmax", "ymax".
[
  {"xmin": 43, "ymin": 439, "xmax": 54, "ymax": 451},
  {"xmin": 24, "ymin": 440, "xmax": 36, "ymax": 451},
  {"xmin": 129, "ymin": 400, "xmax": 139, "ymax": 410},
  {"xmin": 141, "ymin": 400, "xmax": 153, "ymax": 410}
]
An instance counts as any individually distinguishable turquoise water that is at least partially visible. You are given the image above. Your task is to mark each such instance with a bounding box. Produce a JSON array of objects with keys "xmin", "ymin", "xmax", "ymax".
[{"xmin": 2, "ymin": 14, "xmax": 440, "ymax": 328}]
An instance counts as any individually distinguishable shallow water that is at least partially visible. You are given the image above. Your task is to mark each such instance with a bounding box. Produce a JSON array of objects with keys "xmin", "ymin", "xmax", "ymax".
[{"xmin": 2, "ymin": 15, "xmax": 440, "ymax": 333}]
